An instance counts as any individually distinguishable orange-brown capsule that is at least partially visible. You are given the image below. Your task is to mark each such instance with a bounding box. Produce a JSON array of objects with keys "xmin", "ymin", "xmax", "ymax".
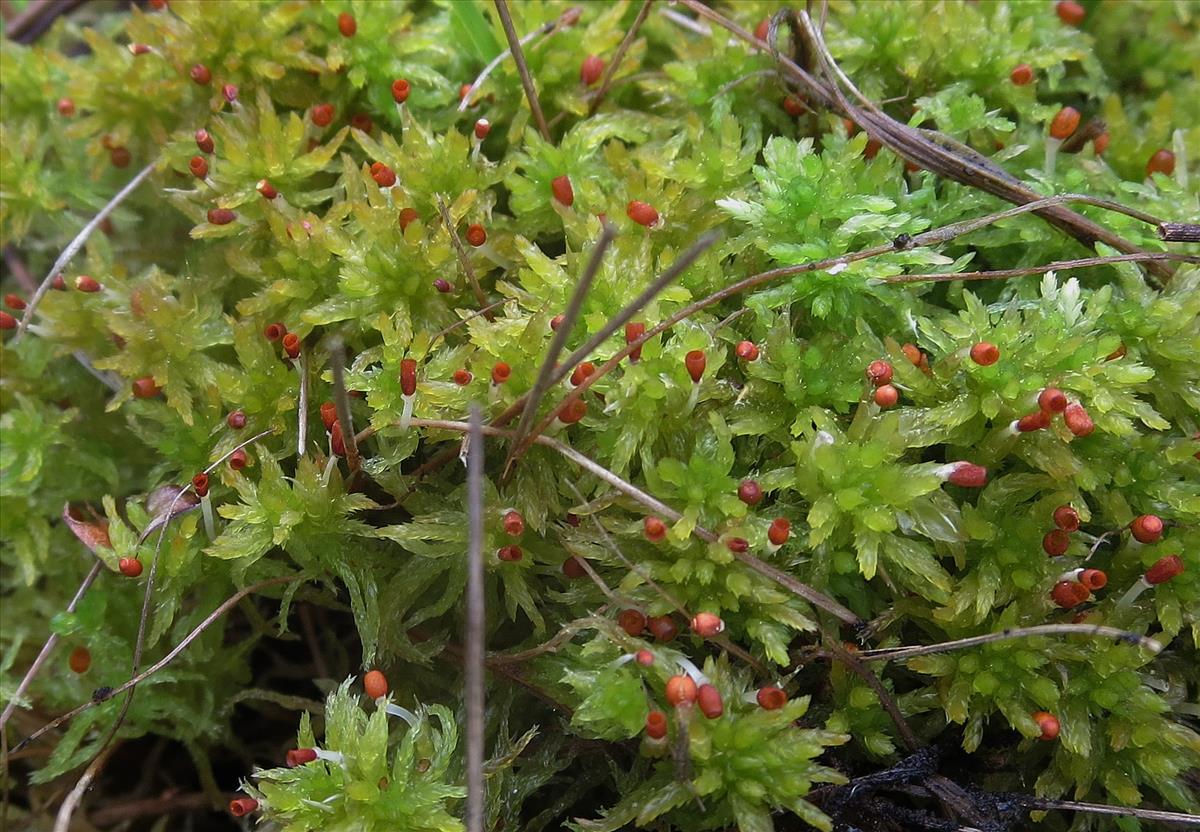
[
  {"xmin": 1055, "ymin": 0, "xmax": 1085, "ymax": 26},
  {"xmin": 195, "ymin": 128, "xmax": 214, "ymax": 153},
  {"xmin": 466, "ymin": 224, "xmax": 487, "ymax": 246},
  {"xmin": 257, "ymin": 179, "xmax": 278, "ymax": 199},
  {"xmin": 768, "ymin": 518, "xmax": 791, "ymax": 546},
  {"xmin": 69, "ymin": 646, "xmax": 91, "ymax": 674},
  {"xmin": 1080, "ymin": 569, "xmax": 1107, "ymax": 590},
  {"xmin": 1033, "ymin": 711, "xmax": 1060, "ymax": 740},
  {"xmin": 502, "ymin": 510, "xmax": 524, "ymax": 537},
  {"xmin": 690, "ymin": 612, "xmax": 724, "ymax": 638},
  {"xmin": 207, "ymin": 208, "xmax": 236, "ymax": 226},
  {"xmin": 644, "ymin": 516, "xmax": 666, "ymax": 542},
  {"xmin": 132, "ymin": 377, "xmax": 160, "ymax": 399},
  {"xmin": 1052, "ymin": 506, "xmax": 1080, "ymax": 532},
  {"xmin": 1049, "ymin": 107, "xmax": 1081, "ymax": 141},
  {"xmin": 866, "ymin": 360, "xmax": 893, "ymax": 386},
  {"xmin": 311, "ymin": 103, "xmax": 335, "ymax": 127},
  {"xmin": 1146, "ymin": 149, "xmax": 1176, "ymax": 177},
  {"xmin": 617, "ymin": 609, "xmax": 647, "ymax": 636},
  {"xmin": 229, "ymin": 447, "xmax": 249, "ymax": 471},
  {"xmin": 119, "ymin": 557, "xmax": 144, "ymax": 577},
  {"xmin": 282, "ymin": 332, "xmax": 301, "ymax": 359},
  {"xmin": 1038, "ymin": 387, "xmax": 1067, "ymax": 413},
  {"xmin": 363, "ymin": 669, "xmax": 388, "ymax": 698},
  {"xmin": 665, "ymin": 674, "xmax": 697, "ymax": 706},
  {"xmin": 264, "ymin": 322, "xmax": 287, "ymax": 342},
  {"xmin": 1043, "ymin": 529, "xmax": 1070, "ymax": 556},
  {"xmin": 229, "ymin": 797, "xmax": 259, "ymax": 817},
  {"xmin": 1130, "ymin": 514, "xmax": 1163, "ymax": 544},
  {"xmin": 1050, "ymin": 580, "xmax": 1089, "ymax": 609},
  {"xmin": 110, "ymin": 147, "xmax": 132, "ymax": 168},
  {"xmin": 370, "ymin": 162, "xmax": 396, "ymax": 188},
  {"xmin": 491, "ymin": 362, "xmax": 511, "ymax": 385},
  {"xmin": 1063, "ymin": 403, "xmax": 1094, "ymax": 437},
  {"xmin": 190, "ymin": 63, "xmax": 211, "ymax": 85},
  {"xmin": 627, "ymin": 200, "xmax": 659, "ymax": 228},
  {"xmin": 645, "ymin": 709, "xmax": 668, "ymax": 739},
  {"xmin": 580, "ymin": 55, "xmax": 604, "ymax": 86},
  {"xmin": 757, "ymin": 685, "xmax": 788, "ymax": 710},
  {"xmin": 735, "ymin": 340, "xmax": 759, "ymax": 361},
  {"xmin": 697, "ymin": 684, "xmax": 723, "ymax": 719},
  {"xmin": 392, "ymin": 79, "xmax": 410, "ymax": 104},
  {"xmin": 453, "ymin": 369, "xmax": 473, "ymax": 386},
  {"xmin": 551, "ymin": 175, "xmax": 574, "ymax": 206},
  {"xmin": 570, "ymin": 362, "xmax": 595, "ymax": 387},
  {"xmin": 684, "ymin": 350, "xmax": 706, "ymax": 383},
  {"xmin": 970, "ymin": 342, "xmax": 1000, "ymax": 366},
  {"xmin": 57, "ymin": 97, "xmax": 76, "ymax": 116},
  {"xmin": 1009, "ymin": 64, "xmax": 1034, "ymax": 86},
  {"xmin": 1145, "ymin": 554, "xmax": 1184, "ymax": 585},
  {"xmin": 873, "ymin": 384, "xmax": 899, "ymax": 408},
  {"xmin": 188, "ymin": 155, "xmax": 208, "ymax": 178},
  {"xmin": 400, "ymin": 358, "xmax": 417, "ymax": 396},
  {"xmin": 625, "ymin": 322, "xmax": 646, "ymax": 362},
  {"xmin": 398, "ymin": 207, "xmax": 419, "ymax": 231},
  {"xmin": 75, "ymin": 275, "xmax": 101, "ymax": 293},
  {"xmin": 648, "ymin": 615, "xmax": 677, "ymax": 642},
  {"xmin": 558, "ymin": 398, "xmax": 588, "ymax": 425},
  {"xmin": 337, "ymin": 11, "xmax": 357, "ymax": 37},
  {"xmin": 192, "ymin": 472, "xmax": 210, "ymax": 497},
  {"xmin": 738, "ymin": 479, "xmax": 762, "ymax": 506}
]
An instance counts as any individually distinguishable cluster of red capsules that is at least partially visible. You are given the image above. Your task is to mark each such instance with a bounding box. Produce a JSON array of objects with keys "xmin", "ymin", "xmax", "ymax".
[
  {"xmin": 614, "ymin": 607, "xmax": 792, "ymax": 746},
  {"xmin": 496, "ymin": 509, "xmax": 525, "ymax": 563},
  {"xmin": 264, "ymin": 321, "xmax": 303, "ymax": 362},
  {"xmin": 1044, "ymin": 504, "xmax": 1107, "ymax": 608},
  {"xmin": 1012, "ymin": 386, "xmax": 1094, "ymax": 438}
]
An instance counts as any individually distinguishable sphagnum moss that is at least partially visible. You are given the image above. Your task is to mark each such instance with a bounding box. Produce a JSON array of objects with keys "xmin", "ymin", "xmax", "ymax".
[{"xmin": 1, "ymin": 2, "xmax": 1198, "ymax": 831}]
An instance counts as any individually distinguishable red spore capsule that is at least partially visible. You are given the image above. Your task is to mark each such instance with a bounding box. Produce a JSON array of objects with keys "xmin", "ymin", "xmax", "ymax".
[{"xmin": 551, "ymin": 175, "xmax": 574, "ymax": 206}]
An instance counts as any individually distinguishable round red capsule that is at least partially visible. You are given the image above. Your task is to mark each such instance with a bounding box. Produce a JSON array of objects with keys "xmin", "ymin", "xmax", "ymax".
[
  {"xmin": 946, "ymin": 462, "xmax": 987, "ymax": 488},
  {"xmin": 338, "ymin": 11, "xmax": 357, "ymax": 36},
  {"xmin": 1052, "ymin": 506, "xmax": 1079, "ymax": 532},
  {"xmin": 559, "ymin": 398, "xmax": 587, "ymax": 425},
  {"xmin": 866, "ymin": 360, "xmax": 893, "ymax": 386},
  {"xmin": 69, "ymin": 646, "xmax": 91, "ymax": 674},
  {"xmin": 1042, "ymin": 529, "xmax": 1070, "ymax": 557},
  {"xmin": 466, "ymin": 224, "xmax": 487, "ymax": 247},
  {"xmin": 453, "ymin": 369, "xmax": 473, "ymax": 386},
  {"xmin": 1145, "ymin": 554, "xmax": 1184, "ymax": 585},
  {"xmin": 282, "ymin": 332, "xmax": 301, "ymax": 359},
  {"xmin": 286, "ymin": 748, "xmax": 318, "ymax": 767},
  {"xmin": 725, "ymin": 537, "xmax": 748, "ymax": 553},
  {"xmin": 626, "ymin": 200, "xmax": 659, "ymax": 228},
  {"xmin": 229, "ymin": 448, "xmax": 248, "ymax": 470},
  {"xmin": 1017, "ymin": 410, "xmax": 1051, "ymax": 432},
  {"xmin": 4, "ymin": 294, "xmax": 26, "ymax": 310},
  {"xmin": 192, "ymin": 472, "xmax": 209, "ymax": 497},
  {"xmin": 665, "ymin": 674, "xmax": 697, "ymax": 706},
  {"xmin": 1063, "ymin": 403, "xmax": 1094, "ymax": 437},
  {"xmin": 697, "ymin": 684, "xmax": 723, "ymax": 719},
  {"xmin": 195, "ymin": 129, "xmax": 214, "ymax": 153},
  {"xmin": 570, "ymin": 362, "xmax": 595, "ymax": 386},
  {"xmin": 188, "ymin": 155, "xmax": 208, "ymax": 178},
  {"xmin": 52, "ymin": 275, "xmax": 67, "ymax": 290},
  {"xmin": 1130, "ymin": 514, "xmax": 1163, "ymax": 544},
  {"xmin": 738, "ymin": 479, "xmax": 763, "ymax": 506},
  {"xmin": 625, "ymin": 322, "xmax": 646, "ymax": 362},
  {"xmin": 207, "ymin": 208, "xmax": 236, "ymax": 225},
  {"xmin": 1146, "ymin": 149, "xmax": 1176, "ymax": 177},
  {"xmin": 1055, "ymin": 0, "xmax": 1085, "ymax": 26},
  {"xmin": 561, "ymin": 556, "xmax": 587, "ymax": 578},
  {"xmin": 1038, "ymin": 387, "xmax": 1068, "ymax": 413},
  {"xmin": 57, "ymin": 97, "xmax": 75, "ymax": 116},
  {"xmin": 110, "ymin": 146, "xmax": 131, "ymax": 168},
  {"xmin": 970, "ymin": 342, "xmax": 1000, "ymax": 366},
  {"xmin": 227, "ymin": 410, "xmax": 246, "ymax": 429},
  {"xmin": 256, "ymin": 179, "xmax": 278, "ymax": 199},
  {"xmin": 350, "ymin": 113, "xmax": 373, "ymax": 133},
  {"xmin": 644, "ymin": 516, "xmax": 666, "ymax": 542},
  {"xmin": 757, "ymin": 685, "xmax": 788, "ymax": 710},
  {"xmin": 617, "ymin": 609, "xmax": 647, "ymax": 636},
  {"xmin": 229, "ymin": 797, "xmax": 259, "ymax": 817},
  {"xmin": 0, "ymin": 312, "xmax": 15, "ymax": 330},
  {"xmin": 768, "ymin": 518, "xmax": 790, "ymax": 546},
  {"xmin": 1033, "ymin": 711, "xmax": 1060, "ymax": 740},
  {"xmin": 735, "ymin": 341, "xmax": 759, "ymax": 361},
  {"xmin": 474, "ymin": 119, "xmax": 491, "ymax": 140},
  {"xmin": 1009, "ymin": 64, "xmax": 1034, "ymax": 86},
  {"xmin": 551, "ymin": 175, "xmax": 574, "ymax": 206},
  {"xmin": 549, "ymin": 314, "xmax": 566, "ymax": 331},
  {"xmin": 874, "ymin": 384, "xmax": 899, "ymax": 408},
  {"xmin": 75, "ymin": 275, "xmax": 101, "ymax": 293},
  {"xmin": 311, "ymin": 103, "xmax": 335, "ymax": 127},
  {"xmin": 1092, "ymin": 132, "xmax": 1110, "ymax": 155},
  {"xmin": 491, "ymin": 362, "xmax": 511, "ymax": 384},
  {"xmin": 502, "ymin": 510, "xmax": 524, "ymax": 537},
  {"xmin": 754, "ymin": 18, "xmax": 770, "ymax": 40},
  {"xmin": 119, "ymin": 557, "xmax": 143, "ymax": 577},
  {"xmin": 132, "ymin": 377, "xmax": 160, "ymax": 399},
  {"xmin": 370, "ymin": 162, "xmax": 396, "ymax": 188},
  {"xmin": 497, "ymin": 544, "xmax": 523, "ymax": 562},
  {"xmin": 398, "ymin": 207, "xmax": 419, "ymax": 231},
  {"xmin": 1079, "ymin": 569, "xmax": 1107, "ymax": 591},
  {"xmin": 128, "ymin": 43, "xmax": 151, "ymax": 55},
  {"xmin": 264, "ymin": 322, "xmax": 287, "ymax": 342},
  {"xmin": 1050, "ymin": 580, "xmax": 1089, "ymax": 609},
  {"xmin": 645, "ymin": 710, "xmax": 668, "ymax": 739},
  {"xmin": 690, "ymin": 612, "xmax": 724, "ymax": 638},
  {"xmin": 782, "ymin": 95, "xmax": 806, "ymax": 117},
  {"xmin": 190, "ymin": 63, "xmax": 211, "ymax": 85},
  {"xmin": 391, "ymin": 79, "xmax": 410, "ymax": 104},
  {"xmin": 647, "ymin": 615, "xmax": 677, "ymax": 642},
  {"xmin": 363, "ymin": 669, "xmax": 388, "ymax": 698},
  {"xmin": 1049, "ymin": 107, "xmax": 1081, "ymax": 141},
  {"xmin": 580, "ymin": 55, "xmax": 604, "ymax": 86},
  {"xmin": 684, "ymin": 350, "xmax": 706, "ymax": 383},
  {"xmin": 901, "ymin": 343, "xmax": 923, "ymax": 367}
]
